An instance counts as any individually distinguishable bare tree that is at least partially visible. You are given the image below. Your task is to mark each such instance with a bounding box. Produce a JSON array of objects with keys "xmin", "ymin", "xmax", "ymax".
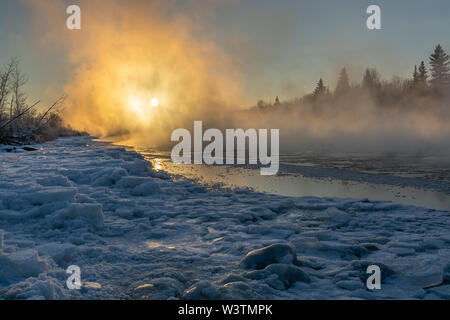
[
  {"xmin": 0, "ymin": 58, "xmax": 80, "ymax": 145},
  {"xmin": 10, "ymin": 59, "xmax": 28, "ymax": 116},
  {"xmin": 0, "ymin": 59, "xmax": 17, "ymax": 121}
]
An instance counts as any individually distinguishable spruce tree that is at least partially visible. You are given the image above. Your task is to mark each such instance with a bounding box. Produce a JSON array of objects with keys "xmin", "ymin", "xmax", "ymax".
[
  {"xmin": 418, "ymin": 61, "xmax": 428, "ymax": 84},
  {"xmin": 335, "ymin": 68, "xmax": 350, "ymax": 95},
  {"xmin": 313, "ymin": 78, "xmax": 326, "ymax": 98},
  {"xmin": 274, "ymin": 96, "xmax": 280, "ymax": 106},
  {"xmin": 362, "ymin": 68, "xmax": 381, "ymax": 94},
  {"xmin": 429, "ymin": 44, "xmax": 450, "ymax": 92}
]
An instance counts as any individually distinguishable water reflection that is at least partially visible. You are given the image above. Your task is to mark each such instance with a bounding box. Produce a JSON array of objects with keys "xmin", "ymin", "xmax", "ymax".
[
  {"xmin": 115, "ymin": 143, "xmax": 449, "ymax": 211},
  {"xmin": 154, "ymin": 158, "xmax": 162, "ymax": 171},
  {"xmin": 146, "ymin": 240, "xmax": 175, "ymax": 250},
  {"xmin": 147, "ymin": 157, "xmax": 450, "ymax": 211}
]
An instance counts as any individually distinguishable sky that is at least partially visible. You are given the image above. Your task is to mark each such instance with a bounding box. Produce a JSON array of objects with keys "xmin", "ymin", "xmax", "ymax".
[{"xmin": 1, "ymin": 0, "xmax": 450, "ymax": 106}]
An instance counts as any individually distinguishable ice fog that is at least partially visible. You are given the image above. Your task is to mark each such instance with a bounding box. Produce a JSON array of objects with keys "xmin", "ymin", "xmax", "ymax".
[{"xmin": 25, "ymin": 0, "xmax": 450, "ymax": 159}]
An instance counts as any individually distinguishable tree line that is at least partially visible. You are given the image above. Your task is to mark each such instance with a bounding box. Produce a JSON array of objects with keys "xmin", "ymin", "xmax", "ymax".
[{"xmin": 255, "ymin": 44, "xmax": 450, "ymax": 112}]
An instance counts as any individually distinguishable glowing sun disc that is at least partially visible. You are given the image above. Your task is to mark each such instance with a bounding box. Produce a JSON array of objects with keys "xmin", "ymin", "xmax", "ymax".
[{"xmin": 150, "ymin": 98, "xmax": 159, "ymax": 107}]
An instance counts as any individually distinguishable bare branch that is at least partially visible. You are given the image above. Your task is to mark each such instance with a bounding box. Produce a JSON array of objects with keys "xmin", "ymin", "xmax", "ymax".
[
  {"xmin": 0, "ymin": 59, "xmax": 17, "ymax": 113},
  {"xmin": 0, "ymin": 100, "xmax": 40, "ymax": 131},
  {"xmin": 31, "ymin": 94, "xmax": 67, "ymax": 132}
]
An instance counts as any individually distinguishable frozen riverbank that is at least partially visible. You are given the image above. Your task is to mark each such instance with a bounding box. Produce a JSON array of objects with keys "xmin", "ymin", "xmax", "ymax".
[{"xmin": 0, "ymin": 137, "xmax": 449, "ymax": 299}]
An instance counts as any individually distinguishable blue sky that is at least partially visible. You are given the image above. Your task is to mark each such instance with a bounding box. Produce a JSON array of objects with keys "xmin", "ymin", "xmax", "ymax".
[{"xmin": 1, "ymin": 0, "xmax": 450, "ymax": 104}]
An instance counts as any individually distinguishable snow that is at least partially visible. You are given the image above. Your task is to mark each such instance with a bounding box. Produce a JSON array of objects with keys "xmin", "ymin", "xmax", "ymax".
[
  {"xmin": 0, "ymin": 136, "xmax": 449, "ymax": 300},
  {"xmin": 239, "ymin": 244, "xmax": 300, "ymax": 270}
]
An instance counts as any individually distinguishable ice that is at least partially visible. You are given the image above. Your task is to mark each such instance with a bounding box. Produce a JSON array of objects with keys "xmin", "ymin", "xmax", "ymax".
[
  {"xmin": 0, "ymin": 250, "xmax": 49, "ymax": 281},
  {"xmin": 37, "ymin": 243, "xmax": 76, "ymax": 265},
  {"xmin": 313, "ymin": 207, "xmax": 351, "ymax": 228},
  {"xmin": 67, "ymin": 203, "xmax": 104, "ymax": 228},
  {"xmin": 91, "ymin": 168, "xmax": 129, "ymax": 186},
  {"xmin": 240, "ymin": 244, "xmax": 300, "ymax": 270},
  {"xmin": 0, "ymin": 136, "xmax": 448, "ymax": 299},
  {"xmin": 26, "ymin": 188, "xmax": 77, "ymax": 206},
  {"xmin": 183, "ymin": 281, "xmax": 221, "ymax": 300},
  {"xmin": 124, "ymin": 159, "xmax": 153, "ymax": 176},
  {"xmin": 0, "ymin": 275, "xmax": 68, "ymax": 300},
  {"xmin": 131, "ymin": 278, "xmax": 183, "ymax": 300},
  {"xmin": 36, "ymin": 175, "xmax": 73, "ymax": 187},
  {"xmin": 427, "ymin": 285, "xmax": 450, "ymax": 299},
  {"xmin": 243, "ymin": 264, "xmax": 310, "ymax": 289},
  {"xmin": 0, "ymin": 210, "xmax": 25, "ymax": 222},
  {"xmin": 444, "ymin": 263, "xmax": 450, "ymax": 282},
  {"xmin": 118, "ymin": 176, "xmax": 151, "ymax": 188}
]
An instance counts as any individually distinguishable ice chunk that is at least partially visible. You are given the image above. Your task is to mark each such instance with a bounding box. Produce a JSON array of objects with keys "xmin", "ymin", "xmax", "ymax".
[
  {"xmin": 118, "ymin": 176, "xmax": 152, "ymax": 188},
  {"xmin": 26, "ymin": 201, "xmax": 70, "ymax": 218},
  {"xmin": 124, "ymin": 159, "xmax": 153, "ymax": 176},
  {"xmin": 183, "ymin": 281, "xmax": 220, "ymax": 299},
  {"xmin": 315, "ymin": 207, "xmax": 350, "ymax": 227},
  {"xmin": 36, "ymin": 175, "xmax": 72, "ymax": 187},
  {"xmin": 267, "ymin": 199, "xmax": 296, "ymax": 213},
  {"xmin": 68, "ymin": 203, "xmax": 104, "ymax": 228},
  {"xmin": 26, "ymin": 188, "xmax": 77, "ymax": 205},
  {"xmin": 37, "ymin": 243, "xmax": 76, "ymax": 265},
  {"xmin": 74, "ymin": 194, "xmax": 97, "ymax": 204},
  {"xmin": 91, "ymin": 168, "xmax": 128, "ymax": 186},
  {"xmin": 131, "ymin": 181, "xmax": 161, "ymax": 196},
  {"xmin": 240, "ymin": 244, "xmax": 299, "ymax": 270},
  {"xmin": 244, "ymin": 263, "xmax": 310, "ymax": 289},
  {"xmin": 0, "ymin": 275, "xmax": 67, "ymax": 300},
  {"xmin": 0, "ymin": 250, "xmax": 49, "ymax": 278},
  {"xmin": 115, "ymin": 208, "xmax": 134, "ymax": 219},
  {"xmin": 336, "ymin": 280, "xmax": 364, "ymax": 291}
]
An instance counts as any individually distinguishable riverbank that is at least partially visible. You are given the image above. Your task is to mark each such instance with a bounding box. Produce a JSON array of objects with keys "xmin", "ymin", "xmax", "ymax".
[{"xmin": 0, "ymin": 137, "xmax": 449, "ymax": 299}]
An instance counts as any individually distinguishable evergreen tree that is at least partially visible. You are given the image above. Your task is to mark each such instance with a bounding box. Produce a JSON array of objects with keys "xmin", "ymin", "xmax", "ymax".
[
  {"xmin": 418, "ymin": 61, "xmax": 428, "ymax": 84},
  {"xmin": 335, "ymin": 68, "xmax": 350, "ymax": 95},
  {"xmin": 313, "ymin": 78, "xmax": 326, "ymax": 98},
  {"xmin": 429, "ymin": 44, "xmax": 450, "ymax": 92},
  {"xmin": 274, "ymin": 96, "xmax": 280, "ymax": 106},
  {"xmin": 362, "ymin": 68, "xmax": 381, "ymax": 94}
]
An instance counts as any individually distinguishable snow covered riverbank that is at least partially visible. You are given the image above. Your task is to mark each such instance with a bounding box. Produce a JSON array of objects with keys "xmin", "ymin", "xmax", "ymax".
[{"xmin": 0, "ymin": 137, "xmax": 449, "ymax": 299}]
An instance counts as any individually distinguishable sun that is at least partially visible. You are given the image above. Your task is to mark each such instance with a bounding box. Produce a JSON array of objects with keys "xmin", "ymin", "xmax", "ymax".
[
  {"xmin": 127, "ymin": 95, "xmax": 160, "ymax": 115},
  {"xmin": 150, "ymin": 98, "xmax": 159, "ymax": 107}
]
